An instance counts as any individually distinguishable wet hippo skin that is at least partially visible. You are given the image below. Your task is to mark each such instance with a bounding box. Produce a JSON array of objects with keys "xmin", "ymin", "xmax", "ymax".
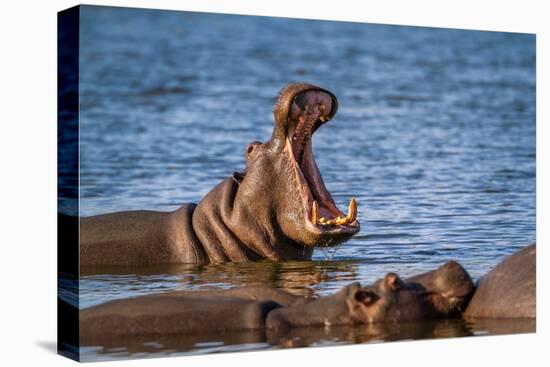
[
  {"xmin": 80, "ymin": 83, "xmax": 360, "ymax": 266},
  {"xmin": 464, "ymin": 244, "xmax": 536, "ymax": 319},
  {"xmin": 80, "ymin": 262, "xmax": 474, "ymax": 343},
  {"xmin": 267, "ymin": 261, "xmax": 474, "ymax": 330},
  {"xmin": 406, "ymin": 260, "xmax": 475, "ymax": 316},
  {"xmin": 137, "ymin": 286, "xmax": 311, "ymax": 307},
  {"xmin": 81, "ymin": 296, "xmax": 279, "ymax": 341},
  {"xmin": 80, "ymin": 287, "xmax": 309, "ymax": 342}
]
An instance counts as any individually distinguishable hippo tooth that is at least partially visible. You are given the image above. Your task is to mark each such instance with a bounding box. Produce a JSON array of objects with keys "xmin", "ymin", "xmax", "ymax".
[
  {"xmin": 325, "ymin": 218, "xmax": 338, "ymax": 226},
  {"xmin": 311, "ymin": 200, "xmax": 318, "ymax": 224},
  {"xmin": 319, "ymin": 217, "xmax": 327, "ymax": 224},
  {"xmin": 336, "ymin": 216, "xmax": 350, "ymax": 225},
  {"xmin": 319, "ymin": 104, "xmax": 326, "ymax": 112},
  {"xmin": 347, "ymin": 198, "xmax": 357, "ymax": 222},
  {"xmin": 319, "ymin": 116, "xmax": 326, "ymax": 122}
]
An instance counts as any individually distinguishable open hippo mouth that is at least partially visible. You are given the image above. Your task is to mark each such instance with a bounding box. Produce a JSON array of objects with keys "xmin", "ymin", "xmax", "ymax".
[{"xmin": 283, "ymin": 86, "xmax": 360, "ymax": 241}]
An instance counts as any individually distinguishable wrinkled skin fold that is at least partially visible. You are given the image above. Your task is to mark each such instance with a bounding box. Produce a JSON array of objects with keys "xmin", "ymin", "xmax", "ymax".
[
  {"xmin": 79, "ymin": 262, "xmax": 475, "ymax": 343},
  {"xmin": 80, "ymin": 83, "xmax": 360, "ymax": 266}
]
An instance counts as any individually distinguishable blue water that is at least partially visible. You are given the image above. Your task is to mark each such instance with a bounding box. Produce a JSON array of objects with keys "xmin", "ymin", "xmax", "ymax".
[{"xmin": 75, "ymin": 5, "xmax": 535, "ymax": 360}]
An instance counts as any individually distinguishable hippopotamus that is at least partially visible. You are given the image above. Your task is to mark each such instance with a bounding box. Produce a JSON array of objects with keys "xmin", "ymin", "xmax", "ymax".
[
  {"xmin": 464, "ymin": 244, "xmax": 536, "ymax": 319},
  {"xmin": 267, "ymin": 260, "xmax": 474, "ymax": 330},
  {"xmin": 80, "ymin": 83, "xmax": 360, "ymax": 266},
  {"xmin": 80, "ymin": 262, "xmax": 474, "ymax": 343}
]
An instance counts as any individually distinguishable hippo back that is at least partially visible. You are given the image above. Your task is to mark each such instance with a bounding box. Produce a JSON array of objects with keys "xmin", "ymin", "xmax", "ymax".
[{"xmin": 464, "ymin": 244, "xmax": 535, "ymax": 319}]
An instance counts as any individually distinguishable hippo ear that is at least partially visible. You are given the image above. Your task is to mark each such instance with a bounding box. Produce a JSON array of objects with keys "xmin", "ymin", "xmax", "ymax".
[{"xmin": 384, "ymin": 272, "xmax": 404, "ymax": 291}]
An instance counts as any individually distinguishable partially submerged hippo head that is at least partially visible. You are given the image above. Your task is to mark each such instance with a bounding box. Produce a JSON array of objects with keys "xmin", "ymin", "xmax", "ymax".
[
  {"xmin": 192, "ymin": 83, "xmax": 360, "ymax": 262},
  {"xmin": 346, "ymin": 274, "xmax": 427, "ymax": 323},
  {"xmin": 349, "ymin": 263, "xmax": 473, "ymax": 324},
  {"xmin": 350, "ymin": 262, "xmax": 474, "ymax": 324},
  {"xmin": 406, "ymin": 261, "xmax": 475, "ymax": 316},
  {"xmin": 267, "ymin": 263, "xmax": 474, "ymax": 330}
]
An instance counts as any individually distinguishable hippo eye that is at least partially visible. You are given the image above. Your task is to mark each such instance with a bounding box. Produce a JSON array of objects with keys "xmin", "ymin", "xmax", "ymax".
[{"xmin": 355, "ymin": 290, "xmax": 379, "ymax": 306}]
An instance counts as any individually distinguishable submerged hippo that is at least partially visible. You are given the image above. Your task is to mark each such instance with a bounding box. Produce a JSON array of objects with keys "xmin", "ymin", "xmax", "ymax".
[
  {"xmin": 464, "ymin": 244, "xmax": 536, "ymax": 319},
  {"xmin": 80, "ymin": 262, "xmax": 474, "ymax": 343},
  {"xmin": 268, "ymin": 260, "xmax": 474, "ymax": 330},
  {"xmin": 80, "ymin": 83, "xmax": 360, "ymax": 266}
]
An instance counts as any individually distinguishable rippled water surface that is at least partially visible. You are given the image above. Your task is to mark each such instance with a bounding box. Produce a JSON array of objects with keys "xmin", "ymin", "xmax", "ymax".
[{"xmin": 73, "ymin": 5, "xmax": 535, "ymax": 360}]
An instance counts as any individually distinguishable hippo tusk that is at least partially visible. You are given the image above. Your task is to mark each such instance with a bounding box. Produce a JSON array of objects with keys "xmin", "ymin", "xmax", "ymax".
[
  {"xmin": 347, "ymin": 197, "xmax": 357, "ymax": 223},
  {"xmin": 311, "ymin": 200, "xmax": 318, "ymax": 224}
]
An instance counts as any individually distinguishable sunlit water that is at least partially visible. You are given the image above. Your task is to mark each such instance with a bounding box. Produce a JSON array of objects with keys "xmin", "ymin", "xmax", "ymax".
[{"xmin": 69, "ymin": 5, "xmax": 535, "ymax": 360}]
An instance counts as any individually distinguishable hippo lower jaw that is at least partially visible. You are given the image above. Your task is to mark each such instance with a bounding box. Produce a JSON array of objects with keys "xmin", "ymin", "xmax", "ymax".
[{"xmin": 286, "ymin": 139, "xmax": 360, "ymax": 246}]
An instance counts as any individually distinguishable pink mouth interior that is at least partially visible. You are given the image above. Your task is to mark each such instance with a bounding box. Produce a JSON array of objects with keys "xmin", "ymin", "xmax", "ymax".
[{"xmin": 288, "ymin": 91, "xmax": 346, "ymax": 219}]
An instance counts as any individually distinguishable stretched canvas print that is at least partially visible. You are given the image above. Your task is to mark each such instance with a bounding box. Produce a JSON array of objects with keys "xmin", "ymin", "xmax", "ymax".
[{"xmin": 58, "ymin": 4, "xmax": 536, "ymax": 362}]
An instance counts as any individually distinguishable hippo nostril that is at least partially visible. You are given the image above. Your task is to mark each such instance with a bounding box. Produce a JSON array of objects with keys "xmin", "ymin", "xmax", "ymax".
[{"xmin": 355, "ymin": 290, "xmax": 379, "ymax": 305}]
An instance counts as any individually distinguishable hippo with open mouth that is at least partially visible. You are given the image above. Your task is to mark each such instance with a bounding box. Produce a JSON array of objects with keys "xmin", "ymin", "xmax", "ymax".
[{"xmin": 80, "ymin": 83, "xmax": 360, "ymax": 266}]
